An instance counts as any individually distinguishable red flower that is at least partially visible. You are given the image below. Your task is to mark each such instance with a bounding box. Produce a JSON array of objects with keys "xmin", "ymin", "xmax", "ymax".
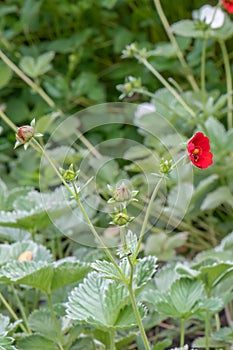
[
  {"xmin": 188, "ymin": 132, "xmax": 213, "ymax": 169},
  {"xmin": 222, "ymin": 0, "xmax": 233, "ymax": 14}
]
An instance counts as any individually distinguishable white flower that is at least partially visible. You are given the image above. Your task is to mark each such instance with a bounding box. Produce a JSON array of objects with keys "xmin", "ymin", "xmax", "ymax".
[
  {"xmin": 192, "ymin": 5, "xmax": 225, "ymax": 29},
  {"xmin": 135, "ymin": 102, "xmax": 156, "ymax": 119}
]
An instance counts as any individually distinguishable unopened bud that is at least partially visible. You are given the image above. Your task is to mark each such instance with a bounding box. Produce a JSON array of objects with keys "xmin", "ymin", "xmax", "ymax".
[
  {"xmin": 113, "ymin": 213, "xmax": 133, "ymax": 226},
  {"xmin": 159, "ymin": 158, "xmax": 172, "ymax": 174},
  {"xmin": 61, "ymin": 164, "xmax": 79, "ymax": 182},
  {"xmin": 16, "ymin": 125, "xmax": 34, "ymax": 144},
  {"xmin": 114, "ymin": 181, "xmax": 131, "ymax": 202}
]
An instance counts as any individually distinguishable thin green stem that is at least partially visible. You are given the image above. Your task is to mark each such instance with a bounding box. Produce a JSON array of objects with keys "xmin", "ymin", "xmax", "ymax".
[
  {"xmin": 0, "ymin": 292, "xmax": 28, "ymax": 333},
  {"xmin": 0, "ymin": 110, "xmax": 126, "ymax": 284},
  {"xmin": 219, "ymin": 40, "xmax": 233, "ymax": 130},
  {"xmin": 120, "ymin": 226, "xmax": 127, "ymax": 250},
  {"xmin": 201, "ymin": 38, "xmax": 207, "ymax": 106},
  {"xmin": 134, "ymin": 176, "xmax": 164, "ymax": 260},
  {"xmin": 0, "ymin": 50, "xmax": 56, "ymax": 109},
  {"xmin": 134, "ymin": 88, "xmax": 156, "ymax": 99},
  {"xmin": 215, "ymin": 313, "xmax": 220, "ymax": 331},
  {"xmin": 127, "ymin": 267, "xmax": 151, "ymax": 350},
  {"xmin": 11, "ymin": 285, "xmax": 31, "ymax": 334},
  {"xmin": 180, "ymin": 318, "xmax": 185, "ymax": 347},
  {"xmin": 31, "ymin": 138, "xmax": 76, "ymax": 197},
  {"xmin": 0, "ymin": 50, "xmax": 101, "ymax": 158},
  {"xmin": 0, "ymin": 107, "xmax": 17, "ymax": 132},
  {"xmin": 47, "ymin": 293, "xmax": 65, "ymax": 350},
  {"xmin": 75, "ymin": 195, "xmax": 126, "ymax": 281},
  {"xmin": 153, "ymin": 0, "xmax": 199, "ymax": 92},
  {"xmin": 205, "ymin": 310, "xmax": 210, "ymax": 350},
  {"xmin": 108, "ymin": 330, "xmax": 116, "ymax": 350},
  {"xmin": 136, "ymin": 55, "xmax": 196, "ymax": 119},
  {"xmin": 34, "ymin": 139, "xmax": 126, "ymax": 281}
]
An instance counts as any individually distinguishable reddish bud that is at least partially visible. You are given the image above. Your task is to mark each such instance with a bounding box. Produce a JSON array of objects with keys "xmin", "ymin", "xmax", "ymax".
[{"xmin": 16, "ymin": 125, "xmax": 34, "ymax": 144}]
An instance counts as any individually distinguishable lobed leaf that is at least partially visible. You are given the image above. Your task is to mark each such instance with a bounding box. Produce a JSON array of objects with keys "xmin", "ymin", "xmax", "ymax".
[{"xmin": 66, "ymin": 271, "xmax": 146, "ymax": 331}]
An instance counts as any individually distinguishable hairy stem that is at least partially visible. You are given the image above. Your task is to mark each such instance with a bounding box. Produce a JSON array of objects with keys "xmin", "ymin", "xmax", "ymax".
[
  {"xmin": 153, "ymin": 0, "xmax": 199, "ymax": 92},
  {"xmin": 0, "ymin": 50, "xmax": 56, "ymax": 109},
  {"xmin": 11, "ymin": 285, "xmax": 31, "ymax": 334},
  {"xmin": 47, "ymin": 293, "xmax": 65, "ymax": 350},
  {"xmin": 0, "ymin": 292, "xmax": 28, "ymax": 333},
  {"xmin": 180, "ymin": 318, "xmax": 185, "ymax": 347},
  {"xmin": 108, "ymin": 330, "xmax": 116, "ymax": 350},
  {"xmin": 0, "ymin": 50, "xmax": 101, "ymax": 158},
  {"xmin": 205, "ymin": 310, "xmax": 210, "ymax": 350},
  {"xmin": 219, "ymin": 40, "xmax": 232, "ymax": 130},
  {"xmin": 201, "ymin": 38, "xmax": 207, "ymax": 106},
  {"xmin": 127, "ymin": 258, "xmax": 151, "ymax": 350},
  {"xmin": 136, "ymin": 55, "xmax": 196, "ymax": 119},
  {"xmin": 134, "ymin": 176, "xmax": 164, "ymax": 260}
]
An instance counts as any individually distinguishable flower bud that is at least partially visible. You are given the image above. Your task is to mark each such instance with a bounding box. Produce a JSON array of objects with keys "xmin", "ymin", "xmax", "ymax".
[
  {"xmin": 16, "ymin": 125, "xmax": 34, "ymax": 144},
  {"xmin": 114, "ymin": 181, "xmax": 131, "ymax": 202},
  {"xmin": 159, "ymin": 158, "xmax": 172, "ymax": 174},
  {"xmin": 61, "ymin": 164, "xmax": 79, "ymax": 182},
  {"xmin": 113, "ymin": 213, "xmax": 133, "ymax": 226}
]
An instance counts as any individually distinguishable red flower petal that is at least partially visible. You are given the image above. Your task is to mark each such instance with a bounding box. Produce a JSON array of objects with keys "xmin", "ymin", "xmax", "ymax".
[
  {"xmin": 222, "ymin": 0, "xmax": 233, "ymax": 13},
  {"xmin": 187, "ymin": 132, "xmax": 213, "ymax": 169}
]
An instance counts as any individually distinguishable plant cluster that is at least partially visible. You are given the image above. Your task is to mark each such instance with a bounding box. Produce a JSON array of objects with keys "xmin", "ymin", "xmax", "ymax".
[{"xmin": 0, "ymin": 0, "xmax": 233, "ymax": 349}]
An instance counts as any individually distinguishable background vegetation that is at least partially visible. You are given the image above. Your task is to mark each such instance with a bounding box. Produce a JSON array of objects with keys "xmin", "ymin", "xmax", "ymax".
[{"xmin": 0, "ymin": 0, "xmax": 233, "ymax": 349}]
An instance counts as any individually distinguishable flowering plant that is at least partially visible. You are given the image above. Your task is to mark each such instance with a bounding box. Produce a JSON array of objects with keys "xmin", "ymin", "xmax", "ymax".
[{"xmin": 0, "ymin": 1, "xmax": 232, "ymax": 350}]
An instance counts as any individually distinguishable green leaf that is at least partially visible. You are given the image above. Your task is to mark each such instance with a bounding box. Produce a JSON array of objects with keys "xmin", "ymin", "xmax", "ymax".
[
  {"xmin": 100, "ymin": 0, "xmax": 118, "ymax": 9},
  {"xmin": 19, "ymin": 52, "xmax": 55, "ymax": 78},
  {"xmin": 0, "ymin": 5, "xmax": 17, "ymax": 17},
  {"xmin": 166, "ymin": 182, "xmax": 193, "ymax": 220},
  {"xmin": 0, "ymin": 178, "xmax": 7, "ymax": 210},
  {"xmin": 0, "ymin": 187, "xmax": 74, "ymax": 230},
  {"xmin": 28, "ymin": 309, "xmax": 58, "ymax": 341},
  {"xmin": 0, "ymin": 336, "xmax": 18, "ymax": 350},
  {"xmin": 117, "ymin": 230, "xmax": 138, "ymax": 258},
  {"xmin": 211, "ymin": 15, "xmax": 233, "ymax": 40},
  {"xmin": 171, "ymin": 20, "xmax": 205, "ymax": 38},
  {"xmin": 199, "ymin": 262, "xmax": 233, "ymax": 290},
  {"xmin": 0, "ymin": 261, "xmax": 54, "ymax": 293},
  {"xmin": 6, "ymin": 99, "xmax": 30, "ymax": 123},
  {"xmin": 170, "ymin": 278, "xmax": 204, "ymax": 315},
  {"xmin": 0, "ymin": 227, "xmax": 30, "ymax": 243},
  {"xmin": 17, "ymin": 334, "xmax": 58, "ymax": 350},
  {"xmin": 0, "ymin": 314, "xmax": 10, "ymax": 336},
  {"xmin": 192, "ymin": 336, "xmax": 226, "ymax": 348},
  {"xmin": 196, "ymin": 297, "xmax": 223, "ymax": 314},
  {"xmin": 145, "ymin": 232, "xmax": 187, "ymax": 261},
  {"xmin": 0, "ymin": 255, "xmax": 89, "ymax": 293},
  {"xmin": 42, "ymin": 30, "xmax": 93, "ymax": 53},
  {"xmin": 91, "ymin": 260, "xmax": 122, "ymax": 280},
  {"xmin": 212, "ymin": 326, "xmax": 233, "ymax": 342},
  {"xmin": 0, "ymin": 61, "xmax": 13, "ymax": 89},
  {"xmin": 51, "ymin": 258, "xmax": 91, "ymax": 291},
  {"xmin": 134, "ymin": 256, "xmax": 157, "ymax": 289},
  {"xmin": 172, "ymin": 17, "xmax": 233, "ymax": 40},
  {"xmin": 201, "ymin": 186, "xmax": 233, "ymax": 210},
  {"xmin": 148, "ymin": 42, "xmax": 177, "ymax": 58},
  {"xmin": 156, "ymin": 278, "xmax": 205, "ymax": 319},
  {"xmin": 204, "ymin": 117, "xmax": 227, "ymax": 154},
  {"xmin": 218, "ymin": 231, "xmax": 233, "ymax": 251},
  {"xmin": 192, "ymin": 174, "xmax": 218, "ymax": 202},
  {"xmin": 92, "ymin": 256, "xmax": 157, "ymax": 288},
  {"xmin": 66, "ymin": 272, "xmax": 146, "ymax": 331},
  {"xmin": 0, "ymin": 240, "xmax": 52, "ymax": 266}
]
